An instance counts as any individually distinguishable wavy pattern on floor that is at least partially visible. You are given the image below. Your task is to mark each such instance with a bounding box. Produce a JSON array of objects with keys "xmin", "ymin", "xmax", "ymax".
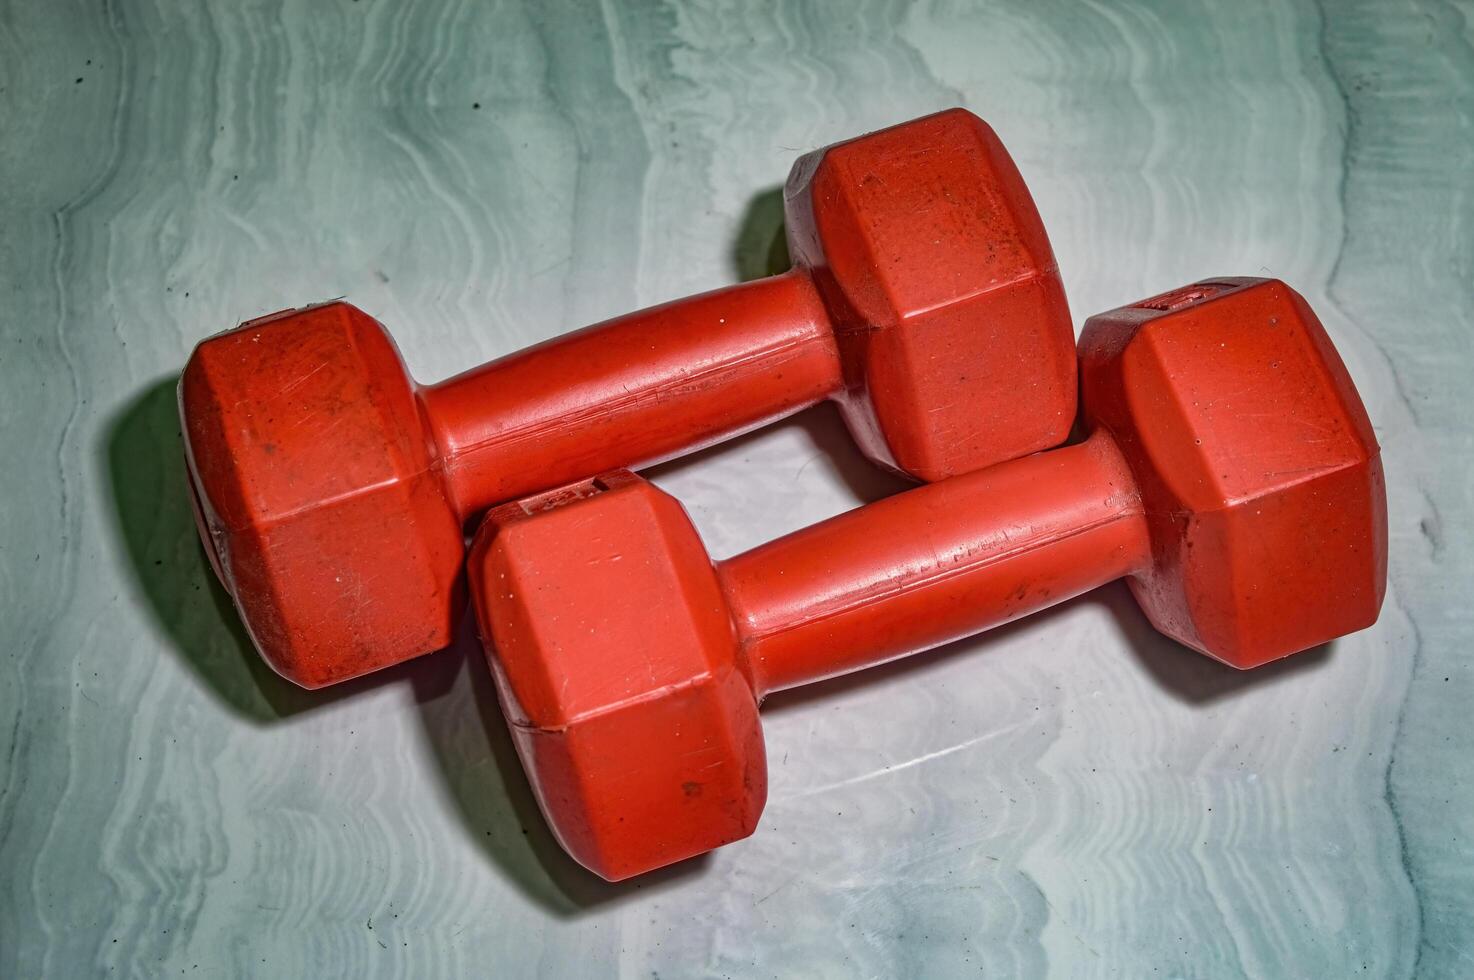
[{"xmin": 1, "ymin": 0, "xmax": 1468, "ymax": 976}]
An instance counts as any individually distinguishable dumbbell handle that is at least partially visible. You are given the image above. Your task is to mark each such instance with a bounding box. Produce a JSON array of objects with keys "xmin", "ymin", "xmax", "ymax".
[
  {"xmin": 419, "ymin": 270, "xmax": 842, "ymax": 516},
  {"xmin": 720, "ymin": 431, "xmax": 1152, "ymax": 696}
]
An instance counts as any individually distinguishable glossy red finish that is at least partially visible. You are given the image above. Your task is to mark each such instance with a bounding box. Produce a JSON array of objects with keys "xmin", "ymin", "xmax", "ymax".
[
  {"xmin": 421, "ymin": 271, "xmax": 840, "ymax": 516},
  {"xmin": 786, "ymin": 107, "xmax": 1075, "ymax": 478},
  {"xmin": 180, "ymin": 108, "xmax": 1076, "ymax": 688},
  {"xmin": 726, "ymin": 434, "xmax": 1151, "ymax": 694},
  {"xmin": 179, "ymin": 307, "xmax": 466, "ymax": 687},
  {"xmin": 471, "ymin": 472, "xmax": 765, "ymax": 881},
  {"xmin": 469, "ymin": 277, "xmax": 1387, "ymax": 880},
  {"xmin": 1080, "ymin": 278, "xmax": 1387, "ymax": 665}
]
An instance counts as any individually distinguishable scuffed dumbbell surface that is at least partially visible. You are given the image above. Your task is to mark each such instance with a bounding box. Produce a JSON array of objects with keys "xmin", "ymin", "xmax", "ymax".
[
  {"xmin": 469, "ymin": 278, "xmax": 1386, "ymax": 881},
  {"xmin": 180, "ymin": 108, "xmax": 1074, "ymax": 689}
]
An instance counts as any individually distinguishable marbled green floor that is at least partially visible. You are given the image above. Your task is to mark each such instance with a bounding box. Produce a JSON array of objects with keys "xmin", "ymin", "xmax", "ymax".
[{"xmin": 2, "ymin": 1, "xmax": 1470, "ymax": 976}]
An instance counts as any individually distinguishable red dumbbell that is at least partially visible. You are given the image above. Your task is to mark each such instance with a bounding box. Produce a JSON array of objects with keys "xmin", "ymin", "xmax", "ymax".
[
  {"xmin": 469, "ymin": 278, "xmax": 1387, "ymax": 881},
  {"xmin": 180, "ymin": 108, "xmax": 1075, "ymax": 689}
]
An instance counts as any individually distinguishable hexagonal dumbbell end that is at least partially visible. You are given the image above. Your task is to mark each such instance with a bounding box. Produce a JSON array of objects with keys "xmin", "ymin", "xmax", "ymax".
[
  {"xmin": 180, "ymin": 303, "xmax": 465, "ymax": 688},
  {"xmin": 1080, "ymin": 278, "xmax": 1387, "ymax": 666},
  {"xmin": 469, "ymin": 473, "xmax": 765, "ymax": 881},
  {"xmin": 785, "ymin": 107, "xmax": 1076, "ymax": 480}
]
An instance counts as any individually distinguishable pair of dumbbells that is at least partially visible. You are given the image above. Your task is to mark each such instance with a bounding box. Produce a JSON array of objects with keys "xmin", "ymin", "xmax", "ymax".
[{"xmin": 181, "ymin": 110, "xmax": 1387, "ymax": 882}]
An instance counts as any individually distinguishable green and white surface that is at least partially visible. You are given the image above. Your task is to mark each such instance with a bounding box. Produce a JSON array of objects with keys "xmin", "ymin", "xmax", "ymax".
[{"xmin": 2, "ymin": 1, "xmax": 1470, "ymax": 976}]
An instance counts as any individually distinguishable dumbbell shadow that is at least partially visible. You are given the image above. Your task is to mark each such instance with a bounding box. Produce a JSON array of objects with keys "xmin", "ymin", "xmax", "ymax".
[
  {"xmin": 652, "ymin": 184, "xmax": 912, "ymax": 504},
  {"xmin": 105, "ymin": 378, "xmax": 403, "ymax": 722},
  {"xmin": 436, "ymin": 579, "xmax": 1333, "ymax": 904},
  {"xmin": 410, "ymin": 394, "xmax": 901, "ymax": 908},
  {"xmin": 1093, "ymin": 582, "xmax": 1334, "ymax": 705},
  {"xmin": 413, "ymin": 413, "xmax": 1230, "ymax": 902},
  {"xmin": 761, "ymin": 581, "xmax": 1334, "ymax": 718},
  {"xmin": 109, "ymin": 379, "xmax": 669, "ymax": 906},
  {"xmin": 107, "ymin": 174, "xmax": 918, "ymax": 897},
  {"xmin": 729, "ymin": 186, "xmax": 791, "ymax": 283},
  {"xmin": 412, "ymin": 616, "xmax": 710, "ymax": 914},
  {"xmin": 409, "ymin": 399, "xmax": 910, "ymax": 908},
  {"xmin": 110, "ymin": 177, "xmax": 807, "ymax": 721},
  {"xmin": 108, "ymin": 374, "xmax": 1336, "ymax": 903},
  {"xmin": 105, "ymin": 376, "xmax": 904, "ymax": 727},
  {"xmin": 175, "ymin": 109, "xmax": 1079, "ymax": 690}
]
